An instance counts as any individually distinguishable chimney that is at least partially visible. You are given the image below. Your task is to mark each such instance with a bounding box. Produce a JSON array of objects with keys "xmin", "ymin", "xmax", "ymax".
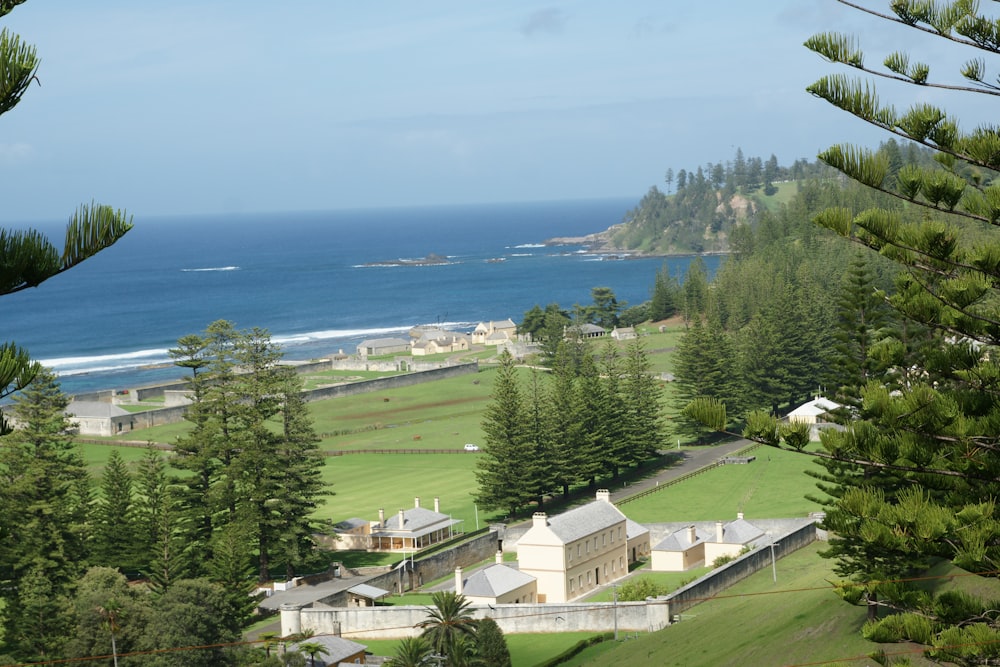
[
  {"xmin": 496, "ymin": 551, "xmax": 503, "ymax": 564},
  {"xmin": 687, "ymin": 525, "xmax": 696, "ymax": 544},
  {"xmin": 532, "ymin": 512, "xmax": 548, "ymax": 529},
  {"xmin": 434, "ymin": 497, "xmax": 440, "ymax": 513},
  {"xmin": 596, "ymin": 489, "xmax": 611, "ymax": 503},
  {"xmin": 378, "ymin": 508, "xmax": 385, "ymax": 529},
  {"xmin": 455, "ymin": 567, "xmax": 463, "ymax": 595},
  {"xmin": 737, "ymin": 512, "xmax": 744, "ymax": 520},
  {"xmin": 415, "ymin": 497, "xmax": 421, "ymax": 509},
  {"xmin": 398, "ymin": 509, "xmax": 405, "ymax": 528},
  {"xmin": 716, "ymin": 521, "xmax": 724, "ymax": 543}
]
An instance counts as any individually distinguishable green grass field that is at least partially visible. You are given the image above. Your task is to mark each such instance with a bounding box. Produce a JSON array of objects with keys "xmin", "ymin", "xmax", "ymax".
[
  {"xmin": 572, "ymin": 541, "xmax": 1000, "ymax": 667},
  {"xmin": 619, "ymin": 444, "xmax": 828, "ymax": 522},
  {"xmin": 318, "ymin": 453, "xmax": 482, "ymax": 526},
  {"xmin": 361, "ymin": 631, "xmax": 602, "ymax": 667}
]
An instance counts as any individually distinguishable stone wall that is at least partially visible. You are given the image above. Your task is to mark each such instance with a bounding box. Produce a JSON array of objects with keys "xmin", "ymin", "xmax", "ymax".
[
  {"xmin": 303, "ymin": 362, "xmax": 478, "ymax": 403},
  {"xmin": 68, "ymin": 362, "xmax": 480, "ymax": 436},
  {"xmin": 282, "ymin": 599, "xmax": 670, "ymax": 639}
]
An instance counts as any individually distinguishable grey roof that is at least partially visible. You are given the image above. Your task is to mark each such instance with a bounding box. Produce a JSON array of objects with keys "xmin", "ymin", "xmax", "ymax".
[
  {"xmin": 546, "ymin": 500, "xmax": 626, "ymax": 544},
  {"xmin": 347, "ymin": 583, "xmax": 390, "ymax": 600},
  {"xmin": 653, "ymin": 526, "xmax": 712, "ymax": 552},
  {"xmin": 66, "ymin": 401, "xmax": 130, "ymax": 418},
  {"xmin": 625, "ymin": 518, "xmax": 649, "ymax": 541},
  {"xmin": 719, "ymin": 518, "xmax": 766, "ymax": 545},
  {"xmin": 333, "ymin": 518, "xmax": 368, "ymax": 531},
  {"xmin": 463, "ymin": 564, "xmax": 535, "ymax": 598},
  {"xmin": 288, "ymin": 635, "xmax": 366, "ymax": 666},
  {"xmin": 374, "ymin": 507, "xmax": 461, "ymax": 538}
]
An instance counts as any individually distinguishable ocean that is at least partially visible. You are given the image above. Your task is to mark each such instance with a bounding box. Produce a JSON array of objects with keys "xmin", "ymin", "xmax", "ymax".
[{"xmin": 3, "ymin": 198, "xmax": 721, "ymax": 395}]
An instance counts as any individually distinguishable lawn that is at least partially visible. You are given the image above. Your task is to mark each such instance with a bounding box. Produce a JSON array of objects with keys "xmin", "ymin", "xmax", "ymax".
[
  {"xmin": 318, "ymin": 452, "xmax": 485, "ymax": 526},
  {"xmin": 361, "ymin": 631, "xmax": 603, "ymax": 666},
  {"xmin": 572, "ymin": 542, "xmax": 880, "ymax": 667},
  {"xmin": 618, "ymin": 444, "xmax": 828, "ymax": 522},
  {"xmin": 570, "ymin": 540, "xmax": 1000, "ymax": 667},
  {"xmin": 78, "ymin": 441, "xmax": 169, "ymax": 476}
]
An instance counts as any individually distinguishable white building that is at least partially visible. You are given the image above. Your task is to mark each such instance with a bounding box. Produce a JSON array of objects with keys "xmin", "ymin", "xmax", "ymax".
[{"xmin": 516, "ymin": 490, "xmax": 629, "ymax": 603}]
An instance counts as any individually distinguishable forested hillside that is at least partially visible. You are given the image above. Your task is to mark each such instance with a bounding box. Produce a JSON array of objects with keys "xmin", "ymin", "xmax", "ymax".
[
  {"xmin": 668, "ymin": 139, "xmax": 946, "ymax": 430},
  {"xmin": 605, "ymin": 143, "xmax": 936, "ymax": 255}
]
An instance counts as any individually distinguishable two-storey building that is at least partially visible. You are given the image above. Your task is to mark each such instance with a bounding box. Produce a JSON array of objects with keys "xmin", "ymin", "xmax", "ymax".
[{"xmin": 516, "ymin": 489, "xmax": 629, "ymax": 603}]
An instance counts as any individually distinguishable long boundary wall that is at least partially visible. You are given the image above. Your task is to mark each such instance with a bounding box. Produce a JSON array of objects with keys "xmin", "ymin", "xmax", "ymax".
[
  {"xmin": 282, "ymin": 600, "xmax": 670, "ymax": 639},
  {"xmin": 281, "ymin": 521, "xmax": 818, "ymax": 640},
  {"xmin": 66, "ymin": 362, "xmax": 480, "ymax": 436},
  {"xmin": 662, "ymin": 519, "xmax": 819, "ymax": 618},
  {"xmin": 303, "ymin": 362, "xmax": 478, "ymax": 403}
]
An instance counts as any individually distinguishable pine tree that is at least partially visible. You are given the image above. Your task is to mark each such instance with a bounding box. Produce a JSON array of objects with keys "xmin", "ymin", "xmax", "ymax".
[
  {"xmin": 689, "ymin": 1, "xmax": 1000, "ymax": 653},
  {"xmin": 597, "ymin": 340, "xmax": 630, "ymax": 479},
  {"xmin": 91, "ymin": 449, "xmax": 140, "ymax": 572},
  {"xmin": 0, "ymin": 369, "xmax": 90, "ymax": 660},
  {"xmin": 648, "ymin": 263, "xmax": 679, "ymax": 321},
  {"xmin": 619, "ymin": 339, "xmax": 665, "ymax": 465},
  {"xmin": 0, "ymin": 4, "xmax": 131, "ymax": 427},
  {"xmin": 272, "ymin": 366, "xmax": 327, "ymax": 579},
  {"xmin": 523, "ymin": 369, "xmax": 555, "ymax": 507},
  {"xmin": 825, "ymin": 252, "xmax": 893, "ymax": 407},
  {"xmin": 475, "ymin": 617, "xmax": 511, "ymax": 667},
  {"xmin": 170, "ymin": 322, "xmax": 327, "ymax": 583},
  {"xmin": 134, "ymin": 446, "xmax": 191, "ymax": 591},
  {"xmin": 547, "ymin": 341, "xmax": 590, "ymax": 498},
  {"xmin": 475, "ymin": 351, "xmax": 535, "ymax": 516}
]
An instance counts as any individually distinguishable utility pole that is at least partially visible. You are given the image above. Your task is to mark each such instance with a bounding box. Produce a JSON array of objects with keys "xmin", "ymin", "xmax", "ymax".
[{"xmin": 613, "ymin": 584, "xmax": 619, "ymax": 641}]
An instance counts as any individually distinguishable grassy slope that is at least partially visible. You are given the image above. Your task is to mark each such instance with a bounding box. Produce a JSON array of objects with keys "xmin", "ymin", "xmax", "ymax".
[
  {"xmin": 619, "ymin": 444, "xmax": 828, "ymax": 522},
  {"xmin": 362, "ymin": 631, "xmax": 600, "ymax": 667},
  {"xmin": 575, "ymin": 542, "xmax": 876, "ymax": 667}
]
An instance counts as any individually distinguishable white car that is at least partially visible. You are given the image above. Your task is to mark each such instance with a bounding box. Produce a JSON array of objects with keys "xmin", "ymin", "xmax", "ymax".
[{"xmin": 463, "ymin": 443, "xmax": 480, "ymax": 452}]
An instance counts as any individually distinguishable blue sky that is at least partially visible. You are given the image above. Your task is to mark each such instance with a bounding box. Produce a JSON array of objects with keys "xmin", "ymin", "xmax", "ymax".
[{"xmin": 0, "ymin": 1, "xmax": 985, "ymax": 221}]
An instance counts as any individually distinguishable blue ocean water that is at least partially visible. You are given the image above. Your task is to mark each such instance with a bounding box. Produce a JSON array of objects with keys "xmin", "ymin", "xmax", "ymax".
[{"xmin": 4, "ymin": 198, "xmax": 721, "ymax": 395}]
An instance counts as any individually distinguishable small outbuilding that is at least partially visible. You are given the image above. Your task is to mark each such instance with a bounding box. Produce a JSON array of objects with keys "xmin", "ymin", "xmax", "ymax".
[
  {"xmin": 287, "ymin": 635, "xmax": 367, "ymax": 666},
  {"xmin": 455, "ymin": 557, "xmax": 537, "ymax": 605},
  {"xmin": 346, "ymin": 583, "xmax": 390, "ymax": 607},
  {"xmin": 357, "ymin": 337, "xmax": 410, "ymax": 357},
  {"xmin": 651, "ymin": 525, "xmax": 712, "ymax": 572}
]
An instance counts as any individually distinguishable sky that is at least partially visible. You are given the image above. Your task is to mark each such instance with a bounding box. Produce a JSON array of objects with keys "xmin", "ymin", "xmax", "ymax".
[{"xmin": 0, "ymin": 1, "xmax": 991, "ymax": 222}]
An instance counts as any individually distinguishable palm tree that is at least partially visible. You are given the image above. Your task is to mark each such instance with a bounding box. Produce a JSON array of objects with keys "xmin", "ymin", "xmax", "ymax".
[
  {"xmin": 96, "ymin": 599, "xmax": 123, "ymax": 667},
  {"xmin": 385, "ymin": 636, "xmax": 432, "ymax": 666},
  {"xmin": 296, "ymin": 640, "xmax": 329, "ymax": 667},
  {"xmin": 416, "ymin": 591, "xmax": 478, "ymax": 665}
]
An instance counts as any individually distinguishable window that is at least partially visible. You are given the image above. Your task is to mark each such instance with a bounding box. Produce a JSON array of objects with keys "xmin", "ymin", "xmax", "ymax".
[
  {"xmin": 603, "ymin": 533, "xmax": 606, "ymax": 547},
  {"xmin": 587, "ymin": 572, "xmax": 592, "ymax": 584},
  {"xmin": 612, "ymin": 560, "xmax": 616, "ymax": 573},
  {"xmin": 620, "ymin": 556, "xmax": 625, "ymax": 569},
  {"xmin": 567, "ymin": 547, "xmax": 571, "ymax": 561},
  {"xmin": 577, "ymin": 544, "xmax": 581, "ymax": 557},
  {"xmin": 578, "ymin": 575, "xmax": 583, "ymax": 589},
  {"xmin": 570, "ymin": 578, "xmax": 575, "ymax": 592},
  {"xmin": 604, "ymin": 564, "xmax": 608, "ymax": 577},
  {"xmin": 586, "ymin": 541, "xmax": 590, "ymax": 554}
]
